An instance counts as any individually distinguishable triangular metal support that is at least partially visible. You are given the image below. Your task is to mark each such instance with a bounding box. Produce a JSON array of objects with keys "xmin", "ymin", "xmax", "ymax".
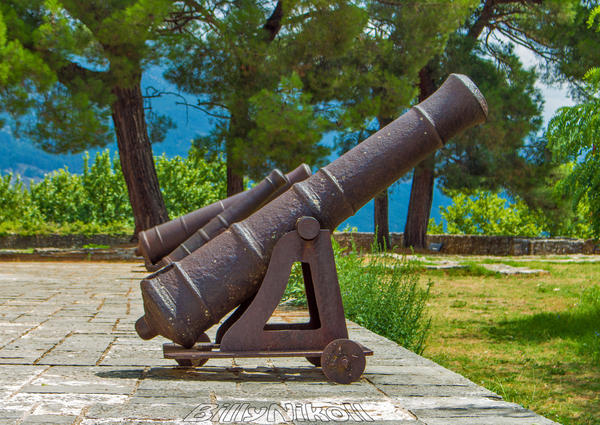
[{"xmin": 219, "ymin": 217, "xmax": 349, "ymax": 351}]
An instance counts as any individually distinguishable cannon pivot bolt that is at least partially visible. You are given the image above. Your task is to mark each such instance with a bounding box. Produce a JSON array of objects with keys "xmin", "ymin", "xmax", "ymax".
[{"xmin": 296, "ymin": 216, "xmax": 320, "ymax": 240}]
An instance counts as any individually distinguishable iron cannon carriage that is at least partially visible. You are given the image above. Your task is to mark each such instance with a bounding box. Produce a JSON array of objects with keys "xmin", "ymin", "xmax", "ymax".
[{"xmin": 134, "ymin": 74, "xmax": 488, "ymax": 383}]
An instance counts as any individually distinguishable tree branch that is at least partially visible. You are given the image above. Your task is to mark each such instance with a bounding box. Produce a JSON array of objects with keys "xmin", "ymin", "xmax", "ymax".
[
  {"xmin": 264, "ymin": 1, "xmax": 284, "ymax": 41},
  {"xmin": 467, "ymin": 0, "xmax": 542, "ymax": 41},
  {"xmin": 56, "ymin": 61, "xmax": 107, "ymax": 88},
  {"xmin": 174, "ymin": 100, "xmax": 230, "ymax": 120}
]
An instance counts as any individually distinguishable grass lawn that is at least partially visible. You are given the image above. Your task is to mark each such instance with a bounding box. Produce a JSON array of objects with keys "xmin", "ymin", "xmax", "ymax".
[{"xmin": 418, "ymin": 257, "xmax": 600, "ymax": 425}]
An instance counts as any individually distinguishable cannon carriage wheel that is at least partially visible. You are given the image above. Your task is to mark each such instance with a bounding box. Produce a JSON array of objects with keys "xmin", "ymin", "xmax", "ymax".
[{"xmin": 320, "ymin": 339, "xmax": 366, "ymax": 384}]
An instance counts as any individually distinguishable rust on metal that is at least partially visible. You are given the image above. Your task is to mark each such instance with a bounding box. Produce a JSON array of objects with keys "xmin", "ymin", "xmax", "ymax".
[
  {"xmin": 161, "ymin": 216, "xmax": 373, "ymax": 383},
  {"xmin": 219, "ymin": 217, "xmax": 348, "ymax": 352},
  {"xmin": 136, "ymin": 74, "xmax": 488, "ymax": 349},
  {"xmin": 163, "ymin": 343, "xmax": 373, "ymax": 360},
  {"xmin": 174, "ymin": 333, "xmax": 211, "ymax": 367},
  {"xmin": 321, "ymin": 339, "xmax": 367, "ymax": 384}
]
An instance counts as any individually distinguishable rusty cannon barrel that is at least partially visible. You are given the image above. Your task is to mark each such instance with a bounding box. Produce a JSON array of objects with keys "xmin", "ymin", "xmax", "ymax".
[
  {"xmin": 137, "ymin": 164, "xmax": 312, "ymax": 267},
  {"xmin": 135, "ymin": 74, "xmax": 488, "ymax": 348},
  {"xmin": 160, "ymin": 169, "xmax": 288, "ymax": 266}
]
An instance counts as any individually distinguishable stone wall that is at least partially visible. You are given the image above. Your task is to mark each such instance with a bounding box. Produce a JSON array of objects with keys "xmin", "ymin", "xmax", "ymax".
[
  {"xmin": 0, "ymin": 232, "xmax": 598, "ymax": 256},
  {"xmin": 333, "ymin": 232, "xmax": 600, "ymax": 256},
  {"xmin": 0, "ymin": 234, "xmax": 132, "ymax": 249}
]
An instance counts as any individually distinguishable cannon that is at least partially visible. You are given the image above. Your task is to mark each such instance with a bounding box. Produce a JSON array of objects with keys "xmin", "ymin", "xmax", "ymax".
[
  {"xmin": 135, "ymin": 74, "xmax": 488, "ymax": 383},
  {"xmin": 137, "ymin": 164, "xmax": 312, "ymax": 269}
]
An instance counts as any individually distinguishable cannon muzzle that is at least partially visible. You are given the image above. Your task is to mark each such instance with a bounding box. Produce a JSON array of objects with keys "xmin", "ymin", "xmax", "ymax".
[{"xmin": 136, "ymin": 74, "xmax": 488, "ymax": 347}]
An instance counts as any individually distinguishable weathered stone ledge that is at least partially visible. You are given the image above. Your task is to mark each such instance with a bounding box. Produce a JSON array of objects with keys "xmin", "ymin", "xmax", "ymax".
[
  {"xmin": 0, "ymin": 247, "xmax": 139, "ymax": 262},
  {"xmin": 333, "ymin": 232, "xmax": 600, "ymax": 256},
  {"xmin": 0, "ymin": 232, "xmax": 597, "ymax": 256},
  {"xmin": 0, "ymin": 233, "xmax": 132, "ymax": 249}
]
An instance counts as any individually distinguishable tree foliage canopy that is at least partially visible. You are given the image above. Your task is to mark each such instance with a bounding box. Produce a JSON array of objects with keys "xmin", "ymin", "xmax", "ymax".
[
  {"xmin": 1, "ymin": 0, "xmax": 187, "ymax": 232},
  {"xmin": 0, "ymin": 0, "xmax": 178, "ymax": 152},
  {"xmin": 336, "ymin": 0, "xmax": 476, "ymax": 136},
  {"xmin": 547, "ymin": 6, "xmax": 600, "ymax": 237},
  {"xmin": 164, "ymin": 0, "xmax": 368, "ymax": 180}
]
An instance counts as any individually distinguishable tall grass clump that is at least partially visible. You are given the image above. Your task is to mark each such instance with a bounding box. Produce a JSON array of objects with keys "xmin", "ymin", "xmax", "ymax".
[
  {"xmin": 336, "ymin": 241, "xmax": 432, "ymax": 354},
  {"xmin": 282, "ymin": 238, "xmax": 432, "ymax": 354}
]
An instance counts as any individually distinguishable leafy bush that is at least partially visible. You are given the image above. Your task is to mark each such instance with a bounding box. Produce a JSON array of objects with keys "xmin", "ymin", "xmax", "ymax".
[
  {"xmin": 26, "ymin": 151, "xmax": 132, "ymax": 226},
  {"xmin": 0, "ymin": 173, "xmax": 40, "ymax": 225},
  {"xmin": 282, "ymin": 238, "xmax": 432, "ymax": 354},
  {"xmin": 0, "ymin": 149, "xmax": 226, "ymax": 235},
  {"xmin": 81, "ymin": 152, "xmax": 132, "ymax": 224},
  {"xmin": 155, "ymin": 153, "xmax": 226, "ymax": 219},
  {"xmin": 337, "ymin": 244, "xmax": 432, "ymax": 354},
  {"xmin": 429, "ymin": 190, "xmax": 593, "ymax": 238}
]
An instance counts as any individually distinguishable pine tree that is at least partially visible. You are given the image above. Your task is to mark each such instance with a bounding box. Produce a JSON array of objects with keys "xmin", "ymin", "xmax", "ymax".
[
  {"xmin": 162, "ymin": 0, "xmax": 368, "ymax": 196},
  {"xmin": 0, "ymin": 1, "xmax": 177, "ymax": 234},
  {"xmin": 334, "ymin": 0, "xmax": 475, "ymax": 249},
  {"xmin": 403, "ymin": 0, "xmax": 581, "ymax": 248}
]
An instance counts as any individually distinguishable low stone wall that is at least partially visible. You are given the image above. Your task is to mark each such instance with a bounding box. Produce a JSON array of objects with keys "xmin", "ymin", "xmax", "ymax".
[
  {"xmin": 0, "ymin": 234, "xmax": 132, "ymax": 249},
  {"xmin": 333, "ymin": 232, "xmax": 600, "ymax": 256},
  {"xmin": 0, "ymin": 232, "xmax": 598, "ymax": 256}
]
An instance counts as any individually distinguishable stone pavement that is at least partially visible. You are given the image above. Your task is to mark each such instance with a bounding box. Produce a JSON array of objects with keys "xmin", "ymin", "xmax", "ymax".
[{"xmin": 0, "ymin": 262, "xmax": 558, "ymax": 425}]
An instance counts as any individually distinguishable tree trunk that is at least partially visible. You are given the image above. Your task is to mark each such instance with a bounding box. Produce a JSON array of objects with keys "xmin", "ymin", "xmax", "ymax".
[
  {"xmin": 111, "ymin": 77, "xmax": 169, "ymax": 236},
  {"xmin": 374, "ymin": 116, "xmax": 393, "ymax": 250},
  {"xmin": 227, "ymin": 164, "xmax": 244, "ymax": 196},
  {"xmin": 404, "ymin": 156, "xmax": 436, "ymax": 249},
  {"xmin": 374, "ymin": 190, "xmax": 390, "ymax": 250},
  {"xmin": 404, "ymin": 66, "xmax": 437, "ymax": 249}
]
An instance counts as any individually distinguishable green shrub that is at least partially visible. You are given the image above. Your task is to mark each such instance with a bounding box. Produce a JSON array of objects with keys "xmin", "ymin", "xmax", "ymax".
[
  {"xmin": 0, "ymin": 149, "xmax": 226, "ymax": 234},
  {"xmin": 337, "ymin": 243, "xmax": 432, "ymax": 354},
  {"xmin": 27, "ymin": 152, "xmax": 132, "ymax": 226},
  {"xmin": 81, "ymin": 151, "xmax": 132, "ymax": 224},
  {"xmin": 428, "ymin": 191, "xmax": 544, "ymax": 237},
  {"xmin": 0, "ymin": 173, "xmax": 40, "ymax": 225},
  {"xmin": 280, "ymin": 262, "xmax": 307, "ymax": 306},
  {"xmin": 155, "ymin": 153, "xmax": 226, "ymax": 219},
  {"xmin": 429, "ymin": 190, "xmax": 594, "ymax": 238}
]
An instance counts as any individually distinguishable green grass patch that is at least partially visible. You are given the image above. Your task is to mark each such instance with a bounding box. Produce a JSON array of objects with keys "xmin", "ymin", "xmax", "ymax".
[
  {"xmin": 0, "ymin": 248, "xmax": 35, "ymax": 254},
  {"xmin": 0, "ymin": 220, "xmax": 133, "ymax": 236},
  {"xmin": 426, "ymin": 261, "xmax": 500, "ymax": 277},
  {"xmin": 81, "ymin": 243, "xmax": 111, "ymax": 249},
  {"xmin": 488, "ymin": 288, "xmax": 600, "ymax": 363},
  {"xmin": 422, "ymin": 258, "xmax": 600, "ymax": 424}
]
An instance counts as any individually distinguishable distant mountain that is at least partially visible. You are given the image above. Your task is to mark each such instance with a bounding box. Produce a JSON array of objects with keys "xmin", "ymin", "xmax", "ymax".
[
  {"xmin": 0, "ymin": 66, "xmax": 448, "ymax": 230},
  {"xmin": 0, "ymin": 127, "xmax": 88, "ymax": 179},
  {"xmin": 0, "ymin": 67, "xmax": 208, "ymax": 179}
]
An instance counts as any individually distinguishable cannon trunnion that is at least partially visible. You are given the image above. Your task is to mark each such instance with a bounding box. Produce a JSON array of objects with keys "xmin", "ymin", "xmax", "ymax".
[{"xmin": 134, "ymin": 74, "xmax": 488, "ymax": 384}]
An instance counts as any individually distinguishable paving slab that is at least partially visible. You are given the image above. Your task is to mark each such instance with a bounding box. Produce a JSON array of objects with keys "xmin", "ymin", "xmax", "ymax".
[{"xmin": 0, "ymin": 262, "xmax": 558, "ymax": 425}]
